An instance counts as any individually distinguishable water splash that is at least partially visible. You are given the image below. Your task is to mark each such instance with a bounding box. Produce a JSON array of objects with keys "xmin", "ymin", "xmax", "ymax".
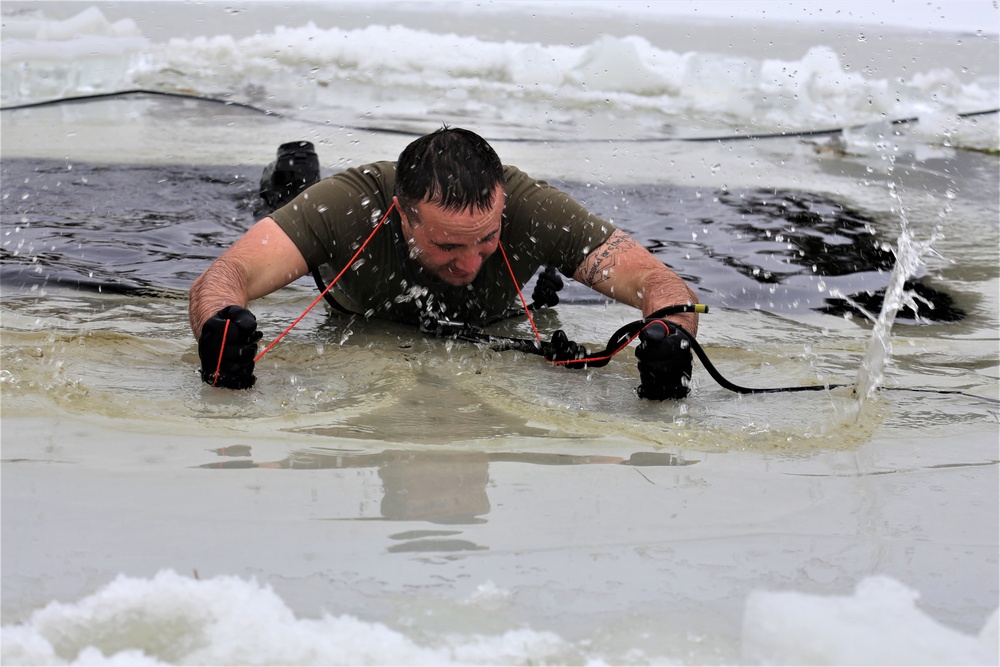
[{"xmin": 852, "ymin": 188, "xmax": 942, "ymax": 403}]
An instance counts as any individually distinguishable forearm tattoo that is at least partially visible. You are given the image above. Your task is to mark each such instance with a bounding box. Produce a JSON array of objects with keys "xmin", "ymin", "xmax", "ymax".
[{"xmin": 580, "ymin": 232, "xmax": 637, "ymax": 287}]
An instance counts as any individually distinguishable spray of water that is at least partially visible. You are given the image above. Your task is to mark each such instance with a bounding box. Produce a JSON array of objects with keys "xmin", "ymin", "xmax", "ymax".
[{"xmin": 852, "ymin": 185, "xmax": 943, "ymax": 403}]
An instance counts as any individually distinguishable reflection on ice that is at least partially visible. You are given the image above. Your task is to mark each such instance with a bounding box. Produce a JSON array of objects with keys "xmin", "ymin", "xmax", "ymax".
[{"xmin": 199, "ymin": 447, "xmax": 695, "ymax": 528}]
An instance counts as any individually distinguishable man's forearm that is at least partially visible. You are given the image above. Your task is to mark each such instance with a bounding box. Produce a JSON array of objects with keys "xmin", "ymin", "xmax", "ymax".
[
  {"xmin": 189, "ymin": 217, "xmax": 312, "ymax": 339},
  {"xmin": 189, "ymin": 257, "xmax": 251, "ymax": 339},
  {"xmin": 574, "ymin": 229, "xmax": 700, "ymax": 337},
  {"xmin": 640, "ymin": 267, "xmax": 699, "ymax": 337}
]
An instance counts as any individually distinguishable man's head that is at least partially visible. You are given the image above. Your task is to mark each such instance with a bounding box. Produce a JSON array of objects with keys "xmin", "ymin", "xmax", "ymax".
[{"xmin": 394, "ymin": 127, "xmax": 505, "ymax": 286}]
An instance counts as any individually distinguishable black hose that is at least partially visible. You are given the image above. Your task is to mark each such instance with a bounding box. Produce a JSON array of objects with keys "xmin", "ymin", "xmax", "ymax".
[
  {"xmin": 679, "ymin": 328, "xmax": 850, "ymax": 394},
  {"xmin": 3, "ymin": 88, "xmax": 996, "ymax": 144},
  {"xmin": 450, "ymin": 306, "xmax": 998, "ymax": 403}
]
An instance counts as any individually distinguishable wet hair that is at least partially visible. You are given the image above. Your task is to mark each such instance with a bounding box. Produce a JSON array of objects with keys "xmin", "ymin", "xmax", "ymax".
[{"xmin": 394, "ymin": 126, "xmax": 504, "ymax": 218}]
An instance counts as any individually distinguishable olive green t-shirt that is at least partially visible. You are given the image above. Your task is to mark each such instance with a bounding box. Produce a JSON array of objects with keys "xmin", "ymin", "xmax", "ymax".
[{"xmin": 271, "ymin": 162, "xmax": 615, "ymax": 326}]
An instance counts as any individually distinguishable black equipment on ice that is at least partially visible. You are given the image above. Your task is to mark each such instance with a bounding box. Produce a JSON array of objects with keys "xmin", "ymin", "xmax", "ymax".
[{"xmin": 256, "ymin": 141, "xmax": 321, "ymax": 217}]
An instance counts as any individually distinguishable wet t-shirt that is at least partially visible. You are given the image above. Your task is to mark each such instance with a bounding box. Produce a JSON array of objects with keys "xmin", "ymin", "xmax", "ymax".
[{"xmin": 271, "ymin": 162, "xmax": 615, "ymax": 326}]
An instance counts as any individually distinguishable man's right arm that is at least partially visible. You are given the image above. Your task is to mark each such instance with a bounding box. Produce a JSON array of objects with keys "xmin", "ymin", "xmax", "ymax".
[{"xmin": 189, "ymin": 217, "xmax": 310, "ymax": 338}]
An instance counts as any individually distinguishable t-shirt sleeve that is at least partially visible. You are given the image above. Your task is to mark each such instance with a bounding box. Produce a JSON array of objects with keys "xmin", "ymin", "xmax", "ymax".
[
  {"xmin": 502, "ymin": 166, "xmax": 616, "ymax": 278},
  {"xmin": 270, "ymin": 163, "xmax": 394, "ymax": 269}
]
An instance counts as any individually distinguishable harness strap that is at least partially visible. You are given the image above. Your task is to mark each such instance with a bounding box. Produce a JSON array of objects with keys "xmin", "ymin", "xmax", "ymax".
[
  {"xmin": 449, "ymin": 305, "xmax": 860, "ymax": 395},
  {"xmin": 444, "ymin": 304, "xmax": 708, "ymax": 368}
]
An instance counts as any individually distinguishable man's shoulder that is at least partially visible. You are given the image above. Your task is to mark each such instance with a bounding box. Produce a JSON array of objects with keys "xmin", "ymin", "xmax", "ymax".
[
  {"xmin": 335, "ymin": 161, "xmax": 396, "ymax": 189},
  {"xmin": 502, "ymin": 163, "xmax": 530, "ymax": 183}
]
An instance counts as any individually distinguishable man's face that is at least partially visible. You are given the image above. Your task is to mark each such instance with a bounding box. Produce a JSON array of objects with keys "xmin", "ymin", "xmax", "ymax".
[{"xmin": 396, "ymin": 186, "xmax": 504, "ymax": 287}]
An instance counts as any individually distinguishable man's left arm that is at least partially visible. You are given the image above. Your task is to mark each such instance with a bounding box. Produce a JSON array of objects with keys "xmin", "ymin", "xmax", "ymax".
[{"xmin": 573, "ymin": 229, "xmax": 699, "ymax": 336}]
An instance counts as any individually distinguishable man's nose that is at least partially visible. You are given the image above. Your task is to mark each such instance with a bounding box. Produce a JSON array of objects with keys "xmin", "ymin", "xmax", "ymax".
[{"xmin": 453, "ymin": 248, "xmax": 484, "ymax": 273}]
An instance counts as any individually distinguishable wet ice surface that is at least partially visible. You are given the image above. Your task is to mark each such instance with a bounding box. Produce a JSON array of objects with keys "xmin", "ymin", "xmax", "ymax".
[
  {"xmin": 2, "ymin": 283, "xmax": 997, "ymax": 665},
  {"xmin": 2, "ymin": 407, "xmax": 997, "ymax": 665}
]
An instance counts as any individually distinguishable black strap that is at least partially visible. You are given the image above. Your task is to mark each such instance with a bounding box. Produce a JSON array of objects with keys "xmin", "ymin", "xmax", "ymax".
[
  {"xmin": 311, "ymin": 268, "xmax": 356, "ymax": 314},
  {"xmin": 681, "ymin": 329, "xmax": 850, "ymax": 394},
  {"xmin": 445, "ymin": 304, "xmax": 703, "ymax": 368},
  {"xmin": 446, "ymin": 304, "xmax": 863, "ymax": 395}
]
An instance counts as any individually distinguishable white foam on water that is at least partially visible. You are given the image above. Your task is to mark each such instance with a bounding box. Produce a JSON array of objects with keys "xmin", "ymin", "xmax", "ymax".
[
  {"xmin": 0, "ymin": 7, "xmax": 148, "ymax": 103},
  {"xmin": 2, "ymin": 571, "xmax": 996, "ymax": 666},
  {"xmin": 743, "ymin": 576, "xmax": 999, "ymax": 666},
  {"xmin": 498, "ymin": 0, "xmax": 1000, "ymax": 34},
  {"xmin": 0, "ymin": 571, "xmax": 573, "ymax": 666},
  {"xmin": 1, "ymin": 4, "xmax": 997, "ymax": 146}
]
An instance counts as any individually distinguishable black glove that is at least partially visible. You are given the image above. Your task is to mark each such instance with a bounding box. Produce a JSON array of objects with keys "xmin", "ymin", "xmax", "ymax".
[
  {"xmin": 198, "ymin": 306, "xmax": 263, "ymax": 389},
  {"xmin": 530, "ymin": 265, "xmax": 563, "ymax": 309},
  {"xmin": 544, "ymin": 329, "xmax": 590, "ymax": 369},
  {"xmin": 635, "ymin": 320, "xmax": 692, "ymax": 400}
]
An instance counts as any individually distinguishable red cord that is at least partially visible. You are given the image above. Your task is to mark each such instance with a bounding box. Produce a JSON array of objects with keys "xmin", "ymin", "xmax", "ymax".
[
  {"xmin": 497, "ymin": 242, "xmax": 666, "ymax": 367},
  {"xmin": 497, "ymin": 241, "xmax": 543, "ymax": 345},
  {"xmin": 212, "ymin": 318, "xmax": 230, "ymax": 386},
  {"xmin": 549, "ymin": 319, "xmax": 664, "ymax": 366},
  {"xmin": 254, "ymin": 201, "xmax": 396, "ymax": 362}
]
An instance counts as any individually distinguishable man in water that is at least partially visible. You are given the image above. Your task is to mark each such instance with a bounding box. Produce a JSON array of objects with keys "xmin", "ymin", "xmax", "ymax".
[{"xmin": 190, "ymin": 127, "xmax": 699, "ymax": 394}]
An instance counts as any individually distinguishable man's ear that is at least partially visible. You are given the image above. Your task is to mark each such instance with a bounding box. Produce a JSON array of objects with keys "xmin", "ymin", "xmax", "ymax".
[{"xmin": 394, "ymin": 196, "xmax": 412, "ymax": 232}]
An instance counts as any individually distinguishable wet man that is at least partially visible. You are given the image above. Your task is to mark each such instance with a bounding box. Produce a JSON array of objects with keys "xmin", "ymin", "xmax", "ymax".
[{"xmin": 190, "ymin": 127, "xmax": 699, "ymax": 395}]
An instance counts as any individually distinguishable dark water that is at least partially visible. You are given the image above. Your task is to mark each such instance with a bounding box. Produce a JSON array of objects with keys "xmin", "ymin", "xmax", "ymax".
[
  {"xmin": 0, "ymin": 157, "xmax": 961, "ymax": 322},
  {"xmin": 1, "ymin": 159, "xmax": 258, "ymax": 297}
]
